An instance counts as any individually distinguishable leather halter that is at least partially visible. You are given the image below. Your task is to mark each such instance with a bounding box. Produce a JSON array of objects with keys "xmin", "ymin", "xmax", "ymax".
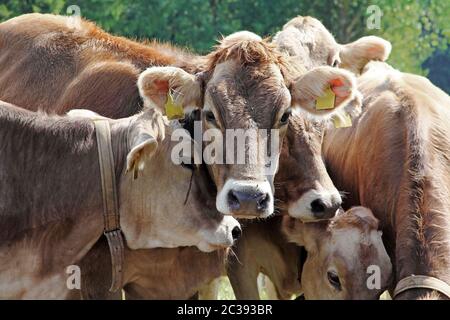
[
  {"xmin": 94, "ymin": 120, "xmax": 124, "ymax": 293},
  {"xmin": 393, "ymin": 275, "xmax": 450, "ymax": 299}
]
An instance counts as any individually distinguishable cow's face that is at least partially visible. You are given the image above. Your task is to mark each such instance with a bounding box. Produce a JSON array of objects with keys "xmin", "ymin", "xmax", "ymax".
[
  {"xmin": 283, "ymin": 207, "xmax": 392, "ymax": 300},
  {"xmin": 274, "ymin": 15, "xmax": 391, "ymax": 74},
  {"xmin": 137, "ymin": 32, "xmax": 360, "ymax": 218},
  {"xmin": 200, "ymin": 35, "xmax": 291, "ymax": 219},
  {"xmin": 276, "ymin": 113, "xmax": 341, "ymax": 221},
  {"xmin": 119, "ymin": 109, "xmax": 241, "ymax": 252}
]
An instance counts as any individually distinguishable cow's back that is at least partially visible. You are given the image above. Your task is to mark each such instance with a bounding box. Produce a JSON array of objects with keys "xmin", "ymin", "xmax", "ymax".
[{"xmin": 0, "ymin": 13, "xmax": 199, "ymax": 118}]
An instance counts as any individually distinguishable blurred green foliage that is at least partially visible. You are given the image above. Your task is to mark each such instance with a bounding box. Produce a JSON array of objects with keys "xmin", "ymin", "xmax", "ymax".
[{"xmin": 0, "ymin": 0, "xmax": 448, "ymax": 92}]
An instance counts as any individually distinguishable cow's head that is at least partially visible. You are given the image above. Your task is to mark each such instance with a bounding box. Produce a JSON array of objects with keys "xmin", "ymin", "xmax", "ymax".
[
  {"xmin": 275, "ymin": 112, "xmax": 342, "ymax": 221},
  {"xmin": 109, "ymin": 109, "xmax": 241, "ymax": 252},
  {"xmin": 283, "ymin": 207, "xmax": 392, "ymax": 299},
  {"xmin": 137, "ymin": 32, "xmax": 360, "ymax": 218},
  {"xmin": 269, "ymin": 16, "xmax": 390, "ymax": 221},
  {"xmin": 273, "ymin": 16, "xmax": 391, "ymax": 74}
]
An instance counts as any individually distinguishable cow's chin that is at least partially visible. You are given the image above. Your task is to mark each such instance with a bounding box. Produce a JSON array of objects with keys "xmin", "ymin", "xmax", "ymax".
[
  {"xmin": 196, "ymin": 241, "xmax": 226, "ymax": 253},
  {"xmin": 196, "ymin": 216, "xmax": 241, "ymax": 252}
]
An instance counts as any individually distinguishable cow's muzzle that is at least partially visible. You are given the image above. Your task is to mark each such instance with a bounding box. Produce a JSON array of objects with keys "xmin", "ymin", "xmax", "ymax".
[
  {"xmin": 216, "ymin": 179, "xmax": 274, "ymax": 218},
  {"xmin": 288, "ymin": 188, "xmax": 342, "ymax": 222}
]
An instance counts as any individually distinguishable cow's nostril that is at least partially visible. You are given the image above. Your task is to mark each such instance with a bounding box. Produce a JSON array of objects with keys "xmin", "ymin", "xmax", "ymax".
[
  {"xmin": 256, "ymin": 193, "xmax": 269, "ymax": 211},
  {"xmin": 310, "ymin": 199, "xmax": 326, "ymax": 213},
  {"xmin": 227, "ymin": 191, "xmax": 241, "ymax": 211},
  {"xmin": 231, "ymin": 226, "xmax": 242, "ymax": 240}
]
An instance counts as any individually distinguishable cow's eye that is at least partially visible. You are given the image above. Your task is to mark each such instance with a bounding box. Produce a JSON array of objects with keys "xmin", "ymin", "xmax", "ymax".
[
  {"xmin": 204, "ymin": 110, "xmax": 216, "ymax": 122},
  {"xmin": 280, "ymin": 109, "xmax": 292, "ymax": 125},
  {"xmin": 327, "ymin": 271, "xmax": 341, "ymax": 290}
]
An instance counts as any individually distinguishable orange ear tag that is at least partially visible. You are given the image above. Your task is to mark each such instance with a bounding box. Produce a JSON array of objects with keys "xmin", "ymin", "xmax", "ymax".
[
  {"xmin": 165, "ymin": 91, "xmax": 184, "ymax": 120},
  {"xmin": 315, "ymin": 85, "xmax": 336, "ymax": 110},
  {"xmin": 332, "ymin": 112, "xmax": 352, "ymax": 128}
]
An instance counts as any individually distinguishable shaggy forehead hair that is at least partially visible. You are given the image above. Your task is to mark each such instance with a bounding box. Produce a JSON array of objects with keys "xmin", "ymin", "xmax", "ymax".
[{"xmin": 206, "ymin": 36, "xmax": 287, "ymax": 71}]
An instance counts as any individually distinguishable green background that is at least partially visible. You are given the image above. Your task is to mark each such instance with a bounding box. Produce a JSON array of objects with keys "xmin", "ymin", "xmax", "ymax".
[{"xmin": 0, "ymin": 0, "xmax": 448, "ymax": 93}]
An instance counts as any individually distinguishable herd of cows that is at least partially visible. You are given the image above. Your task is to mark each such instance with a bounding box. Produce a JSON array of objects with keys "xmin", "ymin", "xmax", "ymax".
[{"xmin": 0, "ymin": 13, "xmax": 449, "ymax": 300}]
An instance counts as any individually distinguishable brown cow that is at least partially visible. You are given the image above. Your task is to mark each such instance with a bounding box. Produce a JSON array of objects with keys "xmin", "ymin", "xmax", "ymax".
[
  {"xmin": 0, "ymin": 13, "xmax": 361, "ymax": 219},
  {"xmin": 281, "ymin": 207, "xmax": 392, "ymax": 299},
  {"xmin": 323, "ymin": 62, "xmax": 450, "ymax": 299},
  {"xmin": 275, "ymin": 16, "xmax": 450, "ymax": 299},
  {"xmin": 200, "ymin": 206, "xmax": 392, "ymax": 300},
  {"xmin": 269, "ymin": 16, "xmax": 391, "ymax": 220},
  {"xmin": 0, "ymin": 102, "xmax": 240, "ymax": 299},
  {"xmin": 273, "ymin": 15, "xmax": 391, "ymax": 74}
]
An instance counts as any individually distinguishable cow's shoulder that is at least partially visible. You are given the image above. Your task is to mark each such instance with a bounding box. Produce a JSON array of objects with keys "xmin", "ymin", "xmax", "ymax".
[{"xmin": 360, "ymin": 62, "xmax": 449, "ymax": 118}]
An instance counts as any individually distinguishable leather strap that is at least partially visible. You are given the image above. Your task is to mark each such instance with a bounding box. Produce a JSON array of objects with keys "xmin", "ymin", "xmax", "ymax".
[
  {"xmin": 94, "ymin": 120, "xmax": 124, "ymax": 293},
  {"xmin": 393, "ymin": 275, "xmax": 450, "ymax": 299}
]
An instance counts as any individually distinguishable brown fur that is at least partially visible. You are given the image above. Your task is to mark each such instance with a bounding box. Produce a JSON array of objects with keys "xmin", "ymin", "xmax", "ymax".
[
  {"xmin": 0, "ymin": 13, "xmax": 203, "ymax": 117},
  {"xmin": 0, "ymin": 100, "xmax": 235, "ymax": 298},
  {"xmin": 282, "ymin": 206, "xmax": 392, "ymax": 299},
  {"xmin": 0, "ymin": 102, "xmax": 101, "ymax": 246},
  {"xmin": 323, "ymin": 62, "xmax": 450, "ymax": 299},
  {"xmin": 227, "ymin": 216, "xmax": 302, "ymax": 300},
  {"xmin": 275, "ymin": 113, "xmax": 332, "ymax": 208}
]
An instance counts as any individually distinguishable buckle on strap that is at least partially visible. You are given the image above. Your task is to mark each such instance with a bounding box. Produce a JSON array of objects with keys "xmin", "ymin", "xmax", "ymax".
[
  {"xmin": 94, "ymin": 120, "xmax": 124, "ymax": 292},
  {"xmin": 394, "ymin": 275, "xmax": 450, "ymax": 299}
]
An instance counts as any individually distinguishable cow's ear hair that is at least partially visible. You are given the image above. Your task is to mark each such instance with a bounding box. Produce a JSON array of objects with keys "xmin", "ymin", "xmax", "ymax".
[
  {"xmin": 137, "ymin": 66, "xmax": 203, "ymax": 113},
  {"xmin": 339, "ymin": 36, "xmax": 391, "ymax": 74},
  {"xmin": 126, "ymin": 131, "xmax": 158, "ymax": 179},
  {"xmin": 290, "ymin": 66, "xmax": 361, "ymax": 118}
]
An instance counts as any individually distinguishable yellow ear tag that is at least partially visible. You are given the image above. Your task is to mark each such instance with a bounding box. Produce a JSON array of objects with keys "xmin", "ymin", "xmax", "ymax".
[
  {"xmin": 165, "ymin": 91, "xmax": 184, "ymax": 120},
  {"xmin": 332, "ymin": 113, "xmax": 352, "ymax": 128},
  {"xmin": 315, "ymin": 85, "xmax": 336, "ymax": 110}
]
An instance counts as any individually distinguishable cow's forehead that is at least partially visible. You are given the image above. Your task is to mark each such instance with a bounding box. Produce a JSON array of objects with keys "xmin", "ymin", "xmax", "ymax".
[
  {"xmin": 205, "ymin": 60, "xmax": 290, "ymax": 127},
  {"xmin": 279, "ymin": 16, "xmax": 339, "ymax": 68}
]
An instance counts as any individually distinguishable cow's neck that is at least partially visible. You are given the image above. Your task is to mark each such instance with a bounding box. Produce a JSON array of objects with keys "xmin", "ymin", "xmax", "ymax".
[
  {"xmin": 323, "ymin": 94, "xmax": 450, "ymax": 299},
  {"xmin": 87, "ymin": 27, "xmax": 205, "ymax": 73},
  {"xmin": 394, "ymin": 144, "xmax": 450, "ymax": 299},
  {"xmin": 121, "ymin": 247, "xmax": 226, "ymax": 299}
]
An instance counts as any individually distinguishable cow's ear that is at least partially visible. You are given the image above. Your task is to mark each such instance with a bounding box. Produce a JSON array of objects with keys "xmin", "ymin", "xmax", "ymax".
[
  {"xmin": 126, "ymin": 109, "xmax": 166, "ymax": 178},
  {"xmin": 138, "ymin": 66, "xmax": 202, "ymax": 113},
  {"xmin": 339, "ymin": 36, "xmax": 391, "ymax": 74},
  {"xmin": 290, "ymin": 66, "xmax": 361, "ymax": 118},
  {"xmin": 126, "ymin": 124, "xmax": 159, "ymax": 179}
]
